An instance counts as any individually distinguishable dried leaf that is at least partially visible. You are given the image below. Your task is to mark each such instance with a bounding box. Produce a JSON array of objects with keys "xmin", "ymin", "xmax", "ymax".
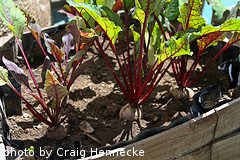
[{"xmin": 79, "ymin": 120, "xmax": 94, "ymax": 133}]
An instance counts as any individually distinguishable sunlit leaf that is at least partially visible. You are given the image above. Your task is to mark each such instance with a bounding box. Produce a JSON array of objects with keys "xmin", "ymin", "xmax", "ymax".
[
  {"xmin": 158, "ymin": 34, "xmax": 192, "ymax": 62},
  {"xmin": 67, "ymin": 0, "xmax": 122, "ymax": 44},
  {"xmin": 43, "ymin": 34, "xmax": 65, "ymax": 63},
  {"xmin": 62, "ymin": 33, "xmax": 75, "ymax": 57},
  {"xmin": 0, "ymin": 0, "xmax": 26, "ymax": 39},
  {"xmin": 178, "ymin": 0, "xmax": 205, "ymax": 30},
  {"xmin": 0, "ymin": 66, "xmax": 10, "ymax": 86},
  {"xmin": 2, "ymin": 57, "xmax": 32, "ymax": 90},
  {"xmin": 200, "ymin": 19, "xmax": 240, "ymax": 35},
  {"xmin": 197, "ymin": 32, "xmax": 224, "ymax": 53},
  {"xmin": 101, "ymin": 6, "xmax": 124, "ymax": 28},
  {"xmin": 44, "ymin": 70, "xmax": 68, "ymax": 106}
]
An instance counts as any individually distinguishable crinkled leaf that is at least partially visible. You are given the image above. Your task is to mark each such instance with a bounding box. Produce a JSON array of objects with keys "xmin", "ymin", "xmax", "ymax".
[
  {"xmin": 43, "ymin": 34, "xmax": 64, "ymax": 62},
  {"xmin": 200, "ymin": 19, "xmax": 240, "ymax": 35},
  {"xmin": 206, "ymin": 0, "xmax": 226, "ymax": 19},
  {"xmin": 44, "ymin": 70, "xmax": 68, "ymax": 105},
  {"xmin": 2, "ymin": 57, "xmax": 32, "ymax": 90},
  {"xmin": 0, "ymin": 0, "xmax": 26, "ymax": 39},
  {"xmin": 101, "ymin": 6, "xmax": 124, "ymax": 28},
  {"xmin": 0, "ymin": 66, "xmax": 10, "ymax": 86},
  {"xmin": 67, "ymin": 0, "xmax": 122, "ymax": 44},
  {"xmin": 138, "ymin": 0, "xmax": 159, "ymax": 15},
  {"xmin": 178, "ymin": 0, "xmax": 205, "ymax": 30},
  {"xmin": 165, "ymin": 0, "xmax": 180, "ymax": 21},
  {"xmin": 158, "ymin": 34, "xmax": 192, "ymax": 62},
  {"xmin": 197, "ymin": 32, "xmax": 225, "ymax": 53},
  {"xmin": 80, "ymin": 28, "xmax": 98, "ymax": 43},
  {"xmin": 62, "ymin": 33, "xmax": 75, "ymax": 57},
  {"xmin": 41, "ymin": 56, "xmax": 52, "ymax": 84}
]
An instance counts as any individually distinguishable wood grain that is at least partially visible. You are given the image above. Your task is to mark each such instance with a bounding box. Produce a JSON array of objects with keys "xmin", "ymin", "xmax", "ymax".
[{"xmin": 94, "ymin": 97, "xmax": 240, "ymax": 160}]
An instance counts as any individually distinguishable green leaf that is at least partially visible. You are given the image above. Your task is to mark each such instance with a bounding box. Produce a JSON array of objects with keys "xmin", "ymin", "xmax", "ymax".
[
  {"xmin": 0, "ymin": 0, "xmax": 26, "ymax": 39},
  {"xmin": 67, "ymin": 1, "xmax": 122, "ymax": 44},
  {"xmin": 44, "ymin": 70, "xmax": 68, "ymax": 106},
  {"xmin": 123, "ymin": 0, "xmax": 135, "ymax": 11},
  {"xmin": 178, "ymin": 0, "xmax": 205, "ymax": 30},
  {"xmin": 133, "ymin": 7, "xmax": 145, "ymax": 31},
  {"xmin": 165, "ymin": 0, "xmax": 179, "ymax": 21},
  {"xmin": 200, "ymin": 19, "xmax": 240, "ymax": 35},
  {"xmin": 158, "ymin": 34, "xmax": 192, "ymax": 62},
  {"xmin": 0, "ymin": 66, "xmax": 10, "ymax": 86},
  {"xmin": 101, "ymin": 6, "xmax": 124, "ymax": 28},
  {"xmin": 138, "ymin": 0, "xmax": 160, "ymax": 14},
  {"xmin": 96, "ymin": 0, "xmax": 115, "ymax": 8},
  {"xmin": 206, "ymin": 0, "xmax": 226, "ymax": 19}
]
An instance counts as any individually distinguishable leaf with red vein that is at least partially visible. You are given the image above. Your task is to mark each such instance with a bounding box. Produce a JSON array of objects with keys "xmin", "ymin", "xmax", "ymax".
[{"xmin": 44, "ymin": 70, "xmax": 68, "ymax": 108}]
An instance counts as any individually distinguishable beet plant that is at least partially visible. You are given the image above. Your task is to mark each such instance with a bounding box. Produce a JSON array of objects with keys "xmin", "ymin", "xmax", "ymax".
[
  {"xmin": 0, "ymin": 0, "xmax": 94, "ymax": 128},
  {"xmin": 156, "ymin": 0, "xmax": 240, "ymax": 88},
  {"xmin": 66, "ymin": 0, "xmax": 192, "ymax": 124}
]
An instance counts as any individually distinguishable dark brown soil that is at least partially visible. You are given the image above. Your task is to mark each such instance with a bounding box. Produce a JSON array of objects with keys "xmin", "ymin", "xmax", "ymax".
[{"xmin": 7, "ymin": 45, "xmax": 230, "ymax": 159}]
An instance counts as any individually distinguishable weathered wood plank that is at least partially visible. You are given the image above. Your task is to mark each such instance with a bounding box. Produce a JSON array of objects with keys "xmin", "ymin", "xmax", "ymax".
[
  {"xmin": 97, "ymin": 111, "xmax": 218, "ymax": 160},
  {"xmin": 95, "ymin": 97, "xmax": 240, "ymax": 160},
  {"xmin": 211, "ymin": 132, "xmax": 240, "ymax": 160},
  {"xmin": 215, "ymin": 98, "xmax": 240, "ymax": 139},
  {"xmin": 177, "ymin": 146, "xmax": 211, "ymax": 160}
]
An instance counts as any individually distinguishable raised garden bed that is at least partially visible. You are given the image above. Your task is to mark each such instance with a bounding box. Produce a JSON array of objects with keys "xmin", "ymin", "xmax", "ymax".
[{"xmin": 0, "ymin": 0, "xmax": 239, "ymax": 160}]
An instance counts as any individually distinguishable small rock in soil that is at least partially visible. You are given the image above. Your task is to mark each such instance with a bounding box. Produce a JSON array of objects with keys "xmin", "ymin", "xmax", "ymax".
[{"xmin": 170, "ymin": 87, "xmax": 187, "ymax": 100}]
